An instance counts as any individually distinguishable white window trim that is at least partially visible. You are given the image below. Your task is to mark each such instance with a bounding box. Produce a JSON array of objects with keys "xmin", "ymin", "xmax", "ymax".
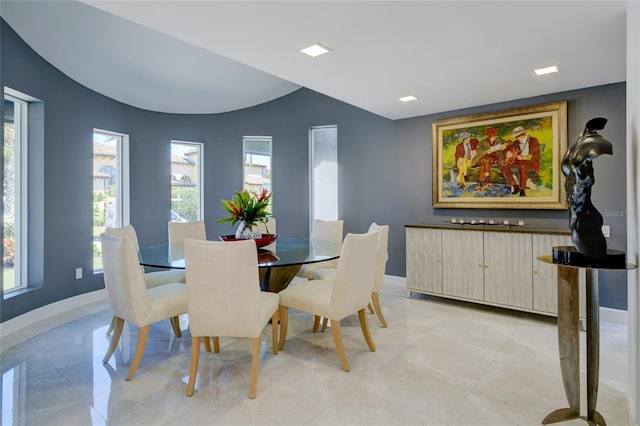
[
  {"xmin": 242, "ymin": 135, "xmax": 273, "ymax": 199},
  {"xmin": 4, "ymin": 90, "xmax": 29, "ymax": 292},
  {"xmin": 94, "ymin": 128, "xmax": 130, "ymax": 227}
]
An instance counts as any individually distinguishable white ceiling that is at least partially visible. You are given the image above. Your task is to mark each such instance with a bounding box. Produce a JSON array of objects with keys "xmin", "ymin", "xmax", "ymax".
[{"xmin": 1, "ymin": 0, "xmax": 628, "ymax": 120}]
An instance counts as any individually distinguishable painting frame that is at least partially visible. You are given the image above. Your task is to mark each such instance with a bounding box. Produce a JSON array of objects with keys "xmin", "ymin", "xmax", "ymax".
[{"xmin": 432, "ymin": 101, "xmax": 568, "ymax": 209}]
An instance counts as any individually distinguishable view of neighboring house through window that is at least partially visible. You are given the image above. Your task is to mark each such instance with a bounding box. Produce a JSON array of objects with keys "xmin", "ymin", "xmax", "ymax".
[
  {"xmin": 310, "ymin": 125, "xmax": 338, "ymax": 227},
  {"xmin": 93, "ymin": 129, "xmax": 129, "ymax": 272},
  {"xmin": 243, "ymin": 136, "xmax": 272, "ymax": 197},
  {"xmin": 3, "ymin": 92, "xmax": 28, "ymax": 293},
  {"xmin": 171, "ymin": 141, "xmax": 203, "ymax": 222}
]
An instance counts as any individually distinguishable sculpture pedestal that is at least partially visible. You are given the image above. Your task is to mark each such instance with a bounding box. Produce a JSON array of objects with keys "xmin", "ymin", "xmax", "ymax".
[{"xmin": 538, "ymin": 249, "xmax": 635, "ymax": 426}]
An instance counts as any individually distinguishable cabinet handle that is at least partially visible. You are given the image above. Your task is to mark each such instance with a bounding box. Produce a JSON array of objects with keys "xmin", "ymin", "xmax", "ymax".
[
  {"xmin": 478, "ymin": 264, "xmax": 483, "ymax": 268},
  {"xmin": 534, "ymin": 270, "xmax": 538, "ymax": 274}
]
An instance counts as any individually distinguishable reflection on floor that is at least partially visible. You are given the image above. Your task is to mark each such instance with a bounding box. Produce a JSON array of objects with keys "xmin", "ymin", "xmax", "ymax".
[{"xmin": 0, "ymin": 280, "xmax": 630, "ymax": 426}]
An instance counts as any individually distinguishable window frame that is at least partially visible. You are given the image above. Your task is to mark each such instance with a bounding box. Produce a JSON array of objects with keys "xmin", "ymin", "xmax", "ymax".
[
  {"xmin": 92, "ymin": 128, "xmax": 129, "ymax": 273},
  {"xmin": 170, "ymin": 140, "xmax": 204, "ymax": 222},
  {"xmin": 309, "ymin": 125, "xmax": 338, "ymax": 232},
  {"xmin": 242, "ymin": 135, "xmax": 273, "ymax": 198},
  {"xmin": 3, "ymin": 91, "xmax": 29, "ymax": 293}
]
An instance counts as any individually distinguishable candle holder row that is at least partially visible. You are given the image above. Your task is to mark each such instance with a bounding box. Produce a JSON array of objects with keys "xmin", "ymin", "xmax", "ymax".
[{"xmin": 446, "ymin": 218, "xmax": 530, "ymax": 227}]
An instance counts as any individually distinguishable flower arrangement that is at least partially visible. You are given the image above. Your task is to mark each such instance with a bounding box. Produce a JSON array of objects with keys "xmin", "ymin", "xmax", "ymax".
[{"xmin": 218, "ymin": 189, "xmax": 272, "ymax": 234}]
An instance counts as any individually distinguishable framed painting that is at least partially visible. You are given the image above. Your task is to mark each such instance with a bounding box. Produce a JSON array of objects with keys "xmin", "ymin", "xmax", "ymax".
[{"xmin": 432, "ymin": 101, "xmax": 568, "ymax": 209}]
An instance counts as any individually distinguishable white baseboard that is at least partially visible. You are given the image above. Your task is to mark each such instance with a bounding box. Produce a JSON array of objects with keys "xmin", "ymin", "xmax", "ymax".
[
  {"xmin": 0, "ymin": 289, "xmax": 107, "ymax": 338},
  {"xmin": 600, "ymin": 306, "xmax": 628, "ymax": 324},
  {"xmin": 386, "ymin": 275, "xmax": 627, "ymax": 324},
  {"xmin": 383, "ymin": 274, "xmax": 406, "ymax": 287}
]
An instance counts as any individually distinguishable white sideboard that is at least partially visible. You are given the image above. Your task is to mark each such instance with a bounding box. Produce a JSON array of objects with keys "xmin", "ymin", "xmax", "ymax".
[{"xmin": 406, "ymin": 225, "xmax": 585, "ymax": 317}]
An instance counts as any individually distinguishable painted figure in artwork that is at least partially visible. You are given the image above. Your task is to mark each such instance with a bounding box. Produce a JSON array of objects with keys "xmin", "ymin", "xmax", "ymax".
[
  {"xmin": 502, "ymin": 126, "xmax": 541, "ymax": 197},
  {"xmin": 473, "ymin": 126, "xmax": 507, "ymax": 192},
  {"xmin": 453, "ymin": 131, "xmax": 479, "ymax": 189},
  {"xmin": 561, "ymin": 117, "xmax": 612, "ymax": 259}
]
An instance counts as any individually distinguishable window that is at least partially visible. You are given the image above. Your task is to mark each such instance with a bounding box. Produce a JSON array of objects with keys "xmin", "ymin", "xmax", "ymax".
[
  {"xmin": 3, "ymin": 93, "xmax": 28, "ymax": 293},
  {"xmin": 93, "ymin": 129, "xmax": 129, "ymax": 272},
  {"xmin": 243, "ymin": 136, "xmax": 272, "ymax": 195},
  {"xmin": 170, "ymin": 141, "xmax": 203, "ymax": 222},
  {"xmin": 309, "ymin": 125, "xmax": 338, "ymax": 226}
]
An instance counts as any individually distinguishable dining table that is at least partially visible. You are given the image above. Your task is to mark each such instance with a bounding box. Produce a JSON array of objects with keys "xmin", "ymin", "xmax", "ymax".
[{"xmin": 138, "ymin": 237, "xmax": 340, "ymax": 292}]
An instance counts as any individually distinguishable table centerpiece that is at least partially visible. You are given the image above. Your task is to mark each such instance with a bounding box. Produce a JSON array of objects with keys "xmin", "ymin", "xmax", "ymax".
[{"xmin": 217, "ymin": 189, "xmax": 277, "ymax": 247}]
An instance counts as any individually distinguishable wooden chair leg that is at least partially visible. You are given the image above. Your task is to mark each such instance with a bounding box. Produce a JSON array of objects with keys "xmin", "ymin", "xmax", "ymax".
[
  {"xmin": 249, "ymin": 337, "xmax": 260, "ymax": 399},
  {"xmin": 358, "ymin": 308, "xmax": 376, "ymax": 352},
  {"xmin": 126, "ymin": 325, "xmax": 149, "ymax": 381},
  {"xmin": 212, "ymin": 337, "xmax": 220, "ymax": 353},
  {"xmin": 203, "ymin": 337, "xmax": 212, "ymax": 352},
  {"xmin": 371, "ymin": 292, "xmax": 388, "ymax": 328},
  {"xmin": 170, "ymin": 316, "xmax": 182, "ymax": 337},
  {"xmin": 312, "ymin": 315, "xmax": 321, "ymax": 333},
  {"xmin": 271, "ymin": 310, "xmax": 279, "ymax": 354},
  {"xmin": 321, "ymin": 317, "xmax": 328, "ymax": 332},
  {"xmin": 103, "ymin": 316, "xmax": 124, "ymax": 363},
  {"xmin": 367, "ymin": 302, "xmax": 375, "ymax": 314},
  {"xmin": 186, "ymin": 336, "xmax": 200, "ymax": 396},
  {"xmin": 278, "ymin": 306, "xmax": 288, "ymax": 350},
  {"xmin": 330, "ymin": 319, "xmax": 350, "ymax": 372},
  {"xmin": 106, "ymin": 315, "xmax": 116, "ymax": 335}
]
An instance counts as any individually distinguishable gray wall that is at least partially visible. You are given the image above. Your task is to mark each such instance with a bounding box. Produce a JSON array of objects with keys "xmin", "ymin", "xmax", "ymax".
[{"xmin": 0, "ymin": 18, "xmax": 628, "ymax": 322}]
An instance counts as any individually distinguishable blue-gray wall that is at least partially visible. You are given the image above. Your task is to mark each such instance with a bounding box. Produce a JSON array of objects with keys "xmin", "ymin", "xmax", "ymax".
[{"xmin": 0, "ymin": 18, "xmax": 628, "ymax": 322}]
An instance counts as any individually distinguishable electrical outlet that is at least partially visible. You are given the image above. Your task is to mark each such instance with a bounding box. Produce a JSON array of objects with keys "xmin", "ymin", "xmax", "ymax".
[
  {"xmin": 75, "ymin": 267, "xmax": 83, "ymax": 280},
  {"xmin": 601, "ymin": 225, "xmax": 610, "ymax": 238}
]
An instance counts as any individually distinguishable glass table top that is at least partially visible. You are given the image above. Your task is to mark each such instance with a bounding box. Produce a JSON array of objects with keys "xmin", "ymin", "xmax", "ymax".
[{"xmin": 138, "ymin": 237, "xmax": 340, "ymax": 269}]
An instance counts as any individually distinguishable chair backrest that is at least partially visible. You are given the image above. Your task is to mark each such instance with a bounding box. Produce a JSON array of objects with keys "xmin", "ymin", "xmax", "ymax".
[
  {"xmin": 254, "ymin": 217, "xmax": 276, "ymax": 249},
  {"xmin": 184, "ymin": 238, "xmax": 261, "ymax": 338},
  {"xmin": 254, "ymin": 217, "xmax": 276, "ymax": 235},
  {"xmin": 329, "ymin": 232, "xmax": 378, "ymax": 319},
  {"xmin": 168, "ymin": 220, "xmax": 206, "ymax": 244},
  {"xmin": 106, "ymin": 224, "xmax": 141, "ymax": 252},
  {"xmin": 368, "ymin": 223, "xmax": 389, "ymax": 292},
  {"xmin": 100, "ymin": 232, "xmax": 151, "ymax": 326},
  {"xmin": 168, "ymin": 221, "xmax": 207, "ymax": 260},
  {"xmin": 311, "ymin": 219, "xmax": 344, "ymax": 247}
]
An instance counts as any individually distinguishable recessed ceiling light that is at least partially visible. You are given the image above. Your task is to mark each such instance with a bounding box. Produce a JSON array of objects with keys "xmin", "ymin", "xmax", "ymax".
[
  {"xmin": 300, "ymin": 43, "xmax": 331, "ymax": 57},
  {"xmin": 399, "ymin": 95, "xmax": 419, "ymax": 102},
  {"xmin": 534, "ymin": 65, "xmax": 559, "ymax": 76}
]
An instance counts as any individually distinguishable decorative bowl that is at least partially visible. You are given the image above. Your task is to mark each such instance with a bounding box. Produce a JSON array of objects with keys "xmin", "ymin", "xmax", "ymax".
[{"xmin": 219, "ymin": 234, "xmax": 278, "ymax": 248}]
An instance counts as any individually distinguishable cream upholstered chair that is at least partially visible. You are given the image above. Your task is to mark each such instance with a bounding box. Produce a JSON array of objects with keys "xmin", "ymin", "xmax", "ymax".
[
  {"xmin": 106, "ymin": 224, "xmax": 186, "ymax": 286},
  {"xmin": 168, "ymin": 220, "xmax": 207, "ymax": 260},
  {"xmin": 278, "ymin": 231, "xmax": 378, "ymax": 372},
  {"xmin": 100, "ymin": 232, "xmax": 187, "ymax": 381},
  {"xmin": 105, "ymin": 224, "xmax": 185, "ymax": 336},
  {"xmin": 316, "ymin": 223, "xmax": 389, "ymax": 328},
  {"xmin": 254, "ymin": 217, "xmax": 276, "ymax": 250},
  {"xmin": 296, "ymin": 219, "xmax": 343, "ymax": 280},
  {"xmin": 184, "ymin": 238, "xmax": 279, "ymax": 399}
]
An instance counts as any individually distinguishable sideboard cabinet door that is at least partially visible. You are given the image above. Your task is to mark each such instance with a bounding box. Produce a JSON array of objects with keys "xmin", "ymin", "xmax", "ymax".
[
  {"xmin": 532, "ymin": 234, "xmax": 586, "ymax": 317},
  {"xmin": 442, "ymin": 229, "xmax": 484, "ymax": 301},
  {"xmin": 483, "ymin": 232, "xmax": 533, "ymax": 309},
  {"xmin": 406, "ymin": 227, "xmax": 442, "ymax": 293}
]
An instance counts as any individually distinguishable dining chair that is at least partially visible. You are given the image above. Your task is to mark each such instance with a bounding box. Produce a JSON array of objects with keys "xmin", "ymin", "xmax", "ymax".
[
  {"xmin": 278, "ymin": 231, "xmax": 378, "ymax": 372},
  {"xmin": 184, "ymin": 238, "xmax": 280, "ymax": 399},
  {"xmin": 296, "ymin": 219, "xmax": 343, "ymax": 281},
  {"xmin": 100, "ymin": 232, "xmax": 187, "ymax": 381},
  {"xmin": 254, "ymin": 217, "xmax": 276, "ymax": 250},
  {"xmin": 315, "ymin": 223, "xmax": 390, "ymax": 329},
  {"xmin": 168, "ymin": 220, "xmax": 207, "ymax": 260},
  {"xmin": 105, "ymin": 224, "xmax": 185, "ymax": 336}
]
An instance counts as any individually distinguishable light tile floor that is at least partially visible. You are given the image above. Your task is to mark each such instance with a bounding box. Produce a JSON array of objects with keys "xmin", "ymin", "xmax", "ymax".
[{"xmin": 0, "ymin": 280, "xmax": 630, "ymax": 426}]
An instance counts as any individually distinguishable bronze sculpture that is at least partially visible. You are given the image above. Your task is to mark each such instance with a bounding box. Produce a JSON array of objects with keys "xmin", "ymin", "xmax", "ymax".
[{"xmin": 561, "ymin": 117, "xmax": 612, "ymax": 259}]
